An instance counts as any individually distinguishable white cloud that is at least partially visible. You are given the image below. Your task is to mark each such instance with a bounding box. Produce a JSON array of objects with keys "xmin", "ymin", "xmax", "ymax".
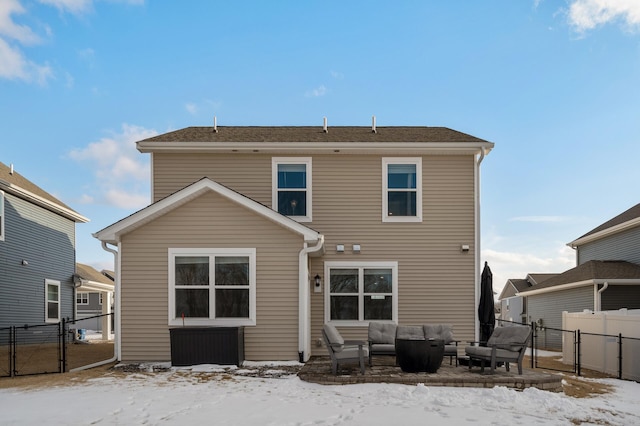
[
  {"xmin": 0, "ymin": 0, "xmax": 41, "ymax": 44},
  {"xmin": 38, "ymin": 0, "xmax": 93, "ymax": 15},
  {"xmin": 305, "ymin": 85, "xmax": 327, "ymax": 97},
  {"xmin": 330, "ymin": 70, "xmax": 344, "ymax": 80},
  {"xmin": 509, "ymin": 216, "xmax": 569, "ymax": 223},
  {"xmin": 68, "ymin": 123, "xmax": 157, "ymax": 209},
  {"xmin": 568, "ymin": 0, "xmax": 640, "ymax": 33},
  {"xmin": 185, "ymin": 102, "xmax": 198, "ymax": 115},
  {"xmin": 482, "ymin": 245, "xmax": 575, "ymax": 295},
  {"xmin": 0, "ymin": 38, "xmax": 53, "ymax": 83}
]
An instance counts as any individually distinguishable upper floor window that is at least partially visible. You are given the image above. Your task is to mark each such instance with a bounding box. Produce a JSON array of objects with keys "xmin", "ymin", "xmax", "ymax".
[
  {"xmin": 168, "ymin": 248, "xmax": 256, "ymax": 327},
  {"xmin": 325, "ymin": 261, "xmax": 398, "ymax": 325},
  {"xmin": 272, "ymin": 157, "xmax": 312, "ymax": 222},
  {"xmin": 0, "ymin": 190, "xmax": 4, "ymax": 241},
  {"xmin": 45, "ymin": 279, "xmax": 61, "ymax": 323},
  {"xmin": 382, "ymin": 158, "xmax": 422, "ymax": 222}
]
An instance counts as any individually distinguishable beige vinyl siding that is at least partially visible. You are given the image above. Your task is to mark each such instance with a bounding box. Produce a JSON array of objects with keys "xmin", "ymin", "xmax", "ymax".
[
  {"xmin": 152, "ymin": 153, "xmax": 272, "ymax": 204},
  {"xmin": 308, "ymin": 155, "xmax": 476, "ymax": 354},
  {"xmin": 119, "ymin": 191, "xmax": 303, "ymax": 362},
  {"xmin": 150, "ymin": 152, "xmax": 478, "ymax": 357}
]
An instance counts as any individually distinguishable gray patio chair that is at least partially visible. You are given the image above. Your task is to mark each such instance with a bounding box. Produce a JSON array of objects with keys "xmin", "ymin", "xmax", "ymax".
[
  {"xmin": 464, "ymin": 325, "xmax": 532, "ymax": 374},
  {"xmin": 322, "ymin": 324, "xmax": 368, "ymax": 375},
  {"xmin": 367, "ymin": 322, "xmax": 397, "ymax": 366},
  {"xmin": 424, "ymin": 324, "xmax": 459, "ymax": 366}
]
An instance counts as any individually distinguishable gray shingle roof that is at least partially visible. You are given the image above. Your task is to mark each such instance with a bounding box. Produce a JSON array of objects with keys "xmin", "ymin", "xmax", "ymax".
[
  {"xmin": 0, "ymin": 162, "xmax": 73, "ymax": 211},
  {"xmin": 75, "ymin": 263, "xmax": 114, "ymax": 286},
  {"xmin": 519, "ymin": 260, "xmax": 640, "ymax": 293},
  {"xmin": 575, "ymin": 202, "xmax": 640, "ymax": 241},
  {"xmin": 139, "ymin": 126, "xmax": 491, "ymax": 143}
]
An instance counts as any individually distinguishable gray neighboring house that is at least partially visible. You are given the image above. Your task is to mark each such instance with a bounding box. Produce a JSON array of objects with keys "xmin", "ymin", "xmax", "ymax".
[
  {"xmin": 516, "ymin": 202, "xmax": 640, "ymax": 350},
  {"xmin": 498, "ymin": 274, "xmax": 557, "ymax": 324},
  {"xmin": 74, "ymin": 263, "xmax": 114, "ymax": 336},
  {"xmin": 0, "ymin": 162, "xmax": 88, "ymax": 340}
]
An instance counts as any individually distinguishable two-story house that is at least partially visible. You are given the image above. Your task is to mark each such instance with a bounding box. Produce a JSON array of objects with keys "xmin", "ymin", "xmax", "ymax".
[
  {"xmin": 0, "ymin": 162, "xmax": 88, "ymax": 338},
  {"xmin": 508, "ymin": 202, "xmax": 640, "ymax": 349},
  {"xmin": 94, "ymin": 122, "xmax": 494, "ymax": 363}
]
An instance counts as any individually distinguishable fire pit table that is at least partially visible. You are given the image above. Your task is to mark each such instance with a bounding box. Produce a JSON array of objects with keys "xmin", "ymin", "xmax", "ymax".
[{"xmin": 395, "ymin": 338, "xmax": 445, "ymax": 373}]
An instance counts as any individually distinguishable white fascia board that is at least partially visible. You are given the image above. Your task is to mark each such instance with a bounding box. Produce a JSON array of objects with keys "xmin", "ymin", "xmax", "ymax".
[
  {"xmin": 517, "ymin": 280, "xmax": 595, "ymax": 296},
  {"xmin": 76, "ymin": 279, "xmax": 114, "ymax": 292},
  {"xmin": 93, "ymin": 178, "xmax": 322, "ymax": 244},
  {"xmin": 568, "ymin": 217, "xmax": 640, "ymax": 248},
  {"xmin": 0, "ymin": 181, "xmax": 89, "ymax": 223},
  {"xmin": 137, "ymin": 141, "xmax": 494, "ymax": 156}
]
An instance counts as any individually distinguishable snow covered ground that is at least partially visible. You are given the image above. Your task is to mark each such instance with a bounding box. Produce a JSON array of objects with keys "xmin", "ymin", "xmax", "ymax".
[{"xmin": 1, "ymin": 360, "xmax": 639, "ymax": 426}]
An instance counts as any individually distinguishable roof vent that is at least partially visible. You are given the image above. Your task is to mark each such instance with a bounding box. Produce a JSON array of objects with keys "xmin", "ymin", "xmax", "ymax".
[
  {"xmin": 10, "ymin": 164, "xmax": 14, "ymax": 175},
  {"xmin": 213, "ymin": 116, "xmax": 218, "ymax": 133},
  {"xmin": 372, "ymin": 115, "xmax": 377, "ymax": 133},
  {"xmin": 323, "ymin": 117, "xmax": 328, "ymax": 133}
]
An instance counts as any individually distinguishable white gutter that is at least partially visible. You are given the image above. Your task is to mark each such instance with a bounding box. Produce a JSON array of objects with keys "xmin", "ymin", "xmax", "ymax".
[
  {"xmin": 595, "ymin": 281, "xmax": 609, "ymax": 311},
  {"xmin": 71, "ymin": 241, "xmax": 120, "ymax": 371},
  {"xmin": 517, "ymin": 279, "xmax": 640, "ymax": 297},
  {"xmin": 568, "ymin": 217, "xmax": 640, "ymax": 248},
  {"xmin": 298, "ymin": 235, "xmax": 325, "ymax": 362},
  {"xmin": 474, "ymin": 148, "xmax": 486, "ymax": 343}
]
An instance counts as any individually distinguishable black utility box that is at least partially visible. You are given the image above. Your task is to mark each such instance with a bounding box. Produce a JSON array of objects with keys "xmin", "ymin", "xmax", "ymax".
[{"xmin": 170, "ymin": 327, "xmax": 245, "ymax": 366}]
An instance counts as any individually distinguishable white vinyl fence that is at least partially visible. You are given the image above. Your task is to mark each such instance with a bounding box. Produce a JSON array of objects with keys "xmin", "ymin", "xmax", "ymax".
[{"xmin": 562, "ymin": 309, "xmax": 640, "ymax": 381}]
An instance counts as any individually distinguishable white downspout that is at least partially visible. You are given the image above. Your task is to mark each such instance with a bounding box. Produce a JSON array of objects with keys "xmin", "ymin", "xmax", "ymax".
[
  {"xmin": 298, "ymin": 235, "xmax": 325, "ymax": 362},
  {"xmin": 595, "ymin": 281, "xmax": 609, "ymax": 311},
  {"xmin": 71, "ymin": 241, "xmax": 120, "ymax": 371},
  {"xmin": 474, "ymin": 148, "xmax": 486, "ymax": 343}
]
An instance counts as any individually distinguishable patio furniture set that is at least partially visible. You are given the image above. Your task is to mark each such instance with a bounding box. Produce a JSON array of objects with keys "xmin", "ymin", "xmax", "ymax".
[{"xmin": 321, "ymin": 322, "xmax": 531, "ymax": 376}]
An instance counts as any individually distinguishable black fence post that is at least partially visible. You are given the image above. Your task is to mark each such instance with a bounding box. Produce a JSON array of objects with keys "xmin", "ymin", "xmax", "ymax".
[
  {"xmin": 530, "ymin": 322, "xmax": 535, "ymax": 369},
  {"xmin": 10, "ymin": 326, "xmax": 16, "ymax": 378},
  {"xmin": 618, "ymin": 333, "xmax": 622, "ymax": 380},
  {"xmin": 61, "ymin": 318, "xmax": 67, "ymax": 373},
  {"xmin": 576, "ymin": 329, "xmax": 581, "ymax": 377}
]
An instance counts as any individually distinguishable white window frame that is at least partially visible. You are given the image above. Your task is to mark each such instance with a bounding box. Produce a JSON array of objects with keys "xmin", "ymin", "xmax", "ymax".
[
  {"xmin": 272, "ymin": 157, "xmax": 312, "ymax": 222},
  {"xmin": 77, "ymin": 292, "xmax": 89, "ymax": 305},
  {"xmin": 45, "ymin": 279, "xmax": 61, "ymax": 323},
  {"xmin": 168, "ymin": 248, "xmax": 256, "ymax": 327},
  {"xmin": 0, "ymin": 190, "xmax": 5, "ymax": 241},
  {"xmin": 382, "ymin": 158, "xmax": 422, "ymax": 222},
  {"xmin": 324, "ymin": 261, "xmax": 398, "ymax": 326}
]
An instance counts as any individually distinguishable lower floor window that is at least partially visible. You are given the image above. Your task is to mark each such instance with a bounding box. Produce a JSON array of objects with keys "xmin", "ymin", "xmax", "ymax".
[
  {"xmin": 325, "ymin": 261, "xmax": 398, "ymax": 324},
  {"xmin": 169, "ymin": 248, "xmax": 256, "ymax": 326},
  {"xmin": 45, "ymin": 279, "xmax": 60, "ymax": 323}
]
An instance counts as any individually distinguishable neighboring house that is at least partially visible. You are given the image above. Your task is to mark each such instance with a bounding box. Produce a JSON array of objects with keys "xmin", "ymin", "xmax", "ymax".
[
  {"xmin": 498, "ymin": 274, "xmax": 557, "ymax": 324},
  {"xmin": 94, "ymin": 123, "xmax": 494, "ymax": 363},
  {"xmin": 74, "ymin": 262, "xmax": 114, "ymax": 337},
  {"xmin": 0, "ymin": 162, "xmax": 88, "ymax": 339},
  {"xmin": 516, "ymin": 203, "xmax": 640, "ymax": 349}
]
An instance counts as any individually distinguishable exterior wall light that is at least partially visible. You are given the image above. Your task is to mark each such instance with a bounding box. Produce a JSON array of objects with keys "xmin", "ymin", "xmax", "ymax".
[{"xmin": 314, "ymin": 274, "xmax": 322, "ymax": 293}]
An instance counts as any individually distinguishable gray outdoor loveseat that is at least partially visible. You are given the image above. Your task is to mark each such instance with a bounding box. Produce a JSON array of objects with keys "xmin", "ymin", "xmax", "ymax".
[{"xmin": 367, "ymin": 322, "xmax": 459, "ymax": 366}]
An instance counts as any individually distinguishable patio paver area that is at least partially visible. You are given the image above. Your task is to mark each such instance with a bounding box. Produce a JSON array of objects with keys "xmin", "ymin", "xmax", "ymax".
[{"xmin": 298, "ymin": 356, "xmax": 563, "ymax": 392}]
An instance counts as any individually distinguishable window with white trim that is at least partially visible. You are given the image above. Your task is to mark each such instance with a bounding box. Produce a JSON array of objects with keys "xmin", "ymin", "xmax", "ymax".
[
  {"xmin": 77, "ymin": 292, "xmax": 89, "ymax": 305},
  {"xmin": 382, "ymin": 158, "xmax": 422, "ymax": 222},
  {"xmin": 272, "ymin": 157, "xmax": 312, "ymax": 222},
  {"xmin": 168, "ymin": 248, "xmax": 256, "ymax": 326},
  {"xmin": 45, "ymin": 279, "xmax": 60, "ymax": 323},
  {"xmin": 325, "ymin": 261, "xmax": 398, "ymax": 325},
  {"xmin": 0, "ymin": 190, "xmax": 4, "ymax": 241}
]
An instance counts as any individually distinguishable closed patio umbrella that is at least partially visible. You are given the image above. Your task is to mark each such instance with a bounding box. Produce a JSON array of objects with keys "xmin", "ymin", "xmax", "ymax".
[{"xmin": 478, "ymin": 261, "xmax": 495, "ymax": 345}]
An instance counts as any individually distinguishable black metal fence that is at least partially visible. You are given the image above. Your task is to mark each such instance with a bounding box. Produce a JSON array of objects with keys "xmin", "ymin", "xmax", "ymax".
[
  {"xmin": 497, "ymin": 317, "xmax": 639, "ymax": 380},
  {"xmin": 0, "ymin": 313, "xmax": 113, "ymax": 378}
]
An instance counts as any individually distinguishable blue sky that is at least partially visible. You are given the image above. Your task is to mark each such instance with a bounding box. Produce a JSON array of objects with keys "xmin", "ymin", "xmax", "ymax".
[{"xmin": 2, "ymin": 0, "xmax": 639, "ymax": 292}]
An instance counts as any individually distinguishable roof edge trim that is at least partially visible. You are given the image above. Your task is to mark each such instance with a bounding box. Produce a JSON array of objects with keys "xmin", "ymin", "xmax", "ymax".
[{"xmin": 568, "ymin": 217, "xmax": 640, "ymax": 248}]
